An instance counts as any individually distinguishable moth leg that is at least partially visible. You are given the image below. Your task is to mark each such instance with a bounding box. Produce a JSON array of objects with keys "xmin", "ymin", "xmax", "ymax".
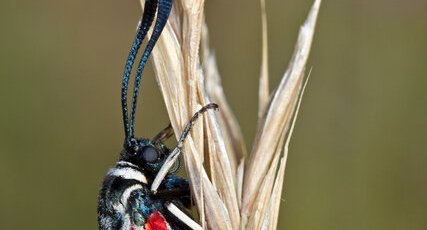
[
  {"xmin": 164, "ymin": 201, "xmax": 201, "ymax": 230},
  {"xmin": 152, "ymin": 123, "xmax": 174, "ymax": 144},
  {"xmin": 152, "ymin": 187, "xmax": 190, "ymax": 202},
  {"xmin": 153, "ymin": 175, "xmax": 191, "ymax": 208},
  {"xmin": 152, "ymin": 124, "xmax": 181, "ymax": 174}
]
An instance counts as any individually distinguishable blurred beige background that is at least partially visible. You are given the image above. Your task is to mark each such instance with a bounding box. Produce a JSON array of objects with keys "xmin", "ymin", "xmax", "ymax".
[{"xmin": 1, "ymin": 0, "xmax": 426, "ymax": 229}]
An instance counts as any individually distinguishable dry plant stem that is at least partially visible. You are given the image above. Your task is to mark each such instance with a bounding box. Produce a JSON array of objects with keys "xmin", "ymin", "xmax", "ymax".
[
  {"xmin": 258, "ymin": 0, "xmax": 270, "ymax": 120},
  {"xmin": 202, "ymin": 22, "xmax": 247, "ymax": 170},
  {"xmin": 242, "ymin": 0, "xmax": 321, "ymax": 221},
  {"xmin": 140, "ymin": 0, "xmax": 239, "ymax": 229},
  {"xmin": 139, "ymin": 0, "xmax": 321, "ymax": 229}
]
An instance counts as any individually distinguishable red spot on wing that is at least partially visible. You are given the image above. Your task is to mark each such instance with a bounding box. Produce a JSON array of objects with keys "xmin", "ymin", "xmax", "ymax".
[{"xmin": 145, "ymin": 211, "xmax": 169, "ymax": 230}]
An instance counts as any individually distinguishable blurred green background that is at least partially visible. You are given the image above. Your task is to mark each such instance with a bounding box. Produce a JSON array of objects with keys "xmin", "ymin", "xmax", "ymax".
[{"xmin": 1, "ymin": 0, "xmax": 426, "ymax": 229}]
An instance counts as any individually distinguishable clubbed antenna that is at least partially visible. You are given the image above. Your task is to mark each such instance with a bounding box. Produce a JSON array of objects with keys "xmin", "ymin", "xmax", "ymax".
[
  {"xmin": 121, "ymin": 0, "xmax": 158, "ymax": 141},
  {"xmin": 129, "ymin": 0, "xmax": 173, "ymax": 140}
]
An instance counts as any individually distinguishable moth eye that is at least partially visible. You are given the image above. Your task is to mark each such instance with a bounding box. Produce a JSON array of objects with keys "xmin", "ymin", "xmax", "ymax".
[{"xmin": 142, "ymin": 147, "xmax": 159, "ymax": 163}]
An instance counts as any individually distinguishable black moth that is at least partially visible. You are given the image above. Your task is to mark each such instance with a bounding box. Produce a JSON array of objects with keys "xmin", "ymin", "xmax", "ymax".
[{"xmin": 97, "ymin": 0, "xmax": 218, "ymax": 229}]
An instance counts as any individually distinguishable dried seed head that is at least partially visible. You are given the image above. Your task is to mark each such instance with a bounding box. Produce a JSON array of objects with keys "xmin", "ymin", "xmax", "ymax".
[{"xmin": 139, "ymin": 0, "xmax": 321, "ymax": 229}]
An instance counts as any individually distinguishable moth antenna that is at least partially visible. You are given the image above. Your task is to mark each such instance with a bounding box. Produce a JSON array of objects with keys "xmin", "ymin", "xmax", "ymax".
[
  {"xmin": 176, "ymin": 103, "xmax": 219, "ymax": 147},
  {"xmin": 121, "ymin": 0, "xmax": 158, "ymax": 141},
  {"xmin": 151, "ymin": 103, "xmax": 219, "ymax": 192},
  {"xmin": 129, "ymin": 0, "xmax": 173, "ymax": 139}
]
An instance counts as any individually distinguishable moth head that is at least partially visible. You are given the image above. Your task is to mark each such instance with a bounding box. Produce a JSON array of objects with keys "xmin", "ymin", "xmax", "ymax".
[{"xmin": 120, "ymin": 138, "xmax": 167, "ymax": 174}]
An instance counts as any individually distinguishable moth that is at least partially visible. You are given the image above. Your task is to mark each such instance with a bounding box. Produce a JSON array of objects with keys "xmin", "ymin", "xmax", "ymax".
[
  {"xmin": 97, "ymin": 0, "xmax": 217, "ymax": 229},
  {"xmin": 97, "ymin": 104, "xmax": 216, "ymax": 230}
]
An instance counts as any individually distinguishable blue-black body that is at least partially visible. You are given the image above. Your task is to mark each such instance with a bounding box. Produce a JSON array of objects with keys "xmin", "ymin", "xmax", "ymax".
[{"xmin": 98, "ymin": 139, "xmax": 192, "ymax": 230}]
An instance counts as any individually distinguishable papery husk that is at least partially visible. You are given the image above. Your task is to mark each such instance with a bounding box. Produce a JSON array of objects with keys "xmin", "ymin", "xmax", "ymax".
[
  {"xmin": 138, "ymin": 0, "xmax": 321, "ymax": 229},
  {"xmin": 258, "ymin": 0, "xmax": 270, "ymax": 120},
  {"xmin": 140, "ymin": 0, "xmax": 241, "ymax": 229},
  {"xmin": 242, "ymin": 0, "xmax": 321, "ymax": 221}
]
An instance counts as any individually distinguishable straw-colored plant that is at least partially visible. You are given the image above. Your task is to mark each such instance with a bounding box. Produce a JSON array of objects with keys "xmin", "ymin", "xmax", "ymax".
[{"xmin": 141, "ymin": 0, "xmax": 321, "ymax": 229}]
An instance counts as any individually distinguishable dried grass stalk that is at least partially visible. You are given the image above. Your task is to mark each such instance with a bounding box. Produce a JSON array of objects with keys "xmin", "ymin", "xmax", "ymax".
[
  {"xmin": 242, "ymin": 0, "xmax": 321, "ymax": 220},
  {"xmin": 139, "ymin": 0, "xmax": 321, "ymax": 229},
  {"xmin": 258, "ymin": 0, "xmax": 270, "ymax": 120}
]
